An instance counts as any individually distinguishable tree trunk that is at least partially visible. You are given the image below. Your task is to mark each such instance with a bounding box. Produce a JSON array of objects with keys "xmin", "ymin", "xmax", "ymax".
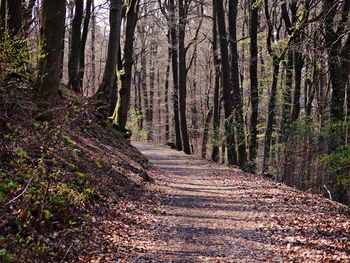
[
  {"xmin": 91, "ymin": 0, "xmax": 96, "ymax": 93},
  {"xmin": 262, "ymin": 0, "xmax": 287, "ymax": 174},
  {"xmin": 96, "ymin": 0, "xmax": 122, "ymax": 115},
  {"xmin": 211, "ymin": 0, "xmax": 220, "ymax": 162},
  {"xmin": 157, "ymin": 67, "xmax": 162, "ymax": 141},
  {"xmin": 113, "ymin": 0, "xmax": 139, "ymax": 131},
  {"xmin": 202, "ymin": 107, "xmax": 213, "ymax": 159},
  {"xmin": 169, "ymin": 0, "xmax": 182, "ymax": 150},
  {"xmin": 281, "ymin": 49, "xmax": 293, "ymax": 181},
  {"xmin": 137, "ymin": 70, "xmax": 143, "ymax": 129},
  {"xmin": 323, "ymin": 0, "xmax": 350, "ymax": 125},
  {"xmin": 291, "ymin": 49, "xmax": 303, "ymax": 121},
  {"xmin": 0, "ymin": 0, "xmax": 6, "ymax": 40},
  {"xmin": 79, "ymin": 0, "xmax": 92, "ymax": 89},
  {"xmin": 228, "ymin": 0, "xmax": 247, "ymax": 168},
  {"xmin": 178, "ymin": 0, "xmax": 191, "ymax": 154},
  {"xmin": 191, "ymin": 48, "xmax": 199, "ymax": 143},
  {"xmin": 148, "ymin": 41, "xmax": 157, "ymax": 137},
  {"xmin": 140, "ymin": 41, "xmax": 149, "ymax": 136},
  {"xmin": 35, "ymin": 0, "xmax": 66, "ymax": 101},
  {"xmin": 262, "ymin": 58, "xmax": 280, "ymax": 174},
  {"xmin": 215, "ymin": 0, "xmax": 238, "ymax": 165},
  {"xmin": 248, "ymin": 0, "xmax": 259, "ymax": 172},
  {"xmin": 164, "ymin": 32, "xmax": 171, "ymax": 142},
  {"xmin": 221, "ymin": 139, "xmax": 226, "ymax": 164},
  {"xmin": 281, "ymin": 49, "xmax": 292, "ymax": 134},
  {"xmin": 68, "ymin": 0, "xmax": 84, "ymax": 92},
  {"xmin": 7, "ymin": 0, "xmax": 22, "ymax": 36},
  {"xmin": 22, "ymin": 0, "xmax": 35, "ymax": 38}
]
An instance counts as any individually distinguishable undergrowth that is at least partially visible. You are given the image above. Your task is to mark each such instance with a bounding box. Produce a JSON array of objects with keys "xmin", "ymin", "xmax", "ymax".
[{"xmin": 0, "ymin": 84, "xmax": 151, "ymax": 261}]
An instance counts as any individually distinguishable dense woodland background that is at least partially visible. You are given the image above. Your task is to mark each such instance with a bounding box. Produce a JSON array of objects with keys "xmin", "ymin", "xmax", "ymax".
[{"xmin": 1, "ymin": 0, "xmax": 350, "ymax": 204}]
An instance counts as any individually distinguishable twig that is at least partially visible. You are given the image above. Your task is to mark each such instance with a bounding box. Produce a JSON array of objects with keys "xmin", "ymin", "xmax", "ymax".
[
  {"xmin": 60, "ymin": 243, "xmax": 73, "ymax": 263},
  {"xmin": 6, "ymin": 172, "xmax": 40, "ymax": 206},
  {"xmin": 323, "ymin": 184, "xmax": 332, "ymax": 200}
]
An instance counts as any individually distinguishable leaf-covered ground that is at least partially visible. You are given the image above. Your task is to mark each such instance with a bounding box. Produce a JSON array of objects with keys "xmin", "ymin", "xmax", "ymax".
[
  {"xmin": 131, "ymin": 142, "xmax": 350, "ymax": 262},
  {"xmin": 0, "ymin": 85, "xmax": 159, "ymax": 262},
  {"xmin": 1, "ymin": 81, "xmax": 349, "ymax": 262}
]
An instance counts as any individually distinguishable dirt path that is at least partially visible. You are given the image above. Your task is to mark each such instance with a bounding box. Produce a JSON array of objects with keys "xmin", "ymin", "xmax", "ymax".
[{"xmin": 132, "ymin": 142, "xmax": 350, "ymax": 262}]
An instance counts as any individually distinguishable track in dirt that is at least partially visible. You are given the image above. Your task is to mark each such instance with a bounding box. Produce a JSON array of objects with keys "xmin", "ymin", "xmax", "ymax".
[{"xmin": 133, "ymin": 142, "xmax": 350, "ymax": 262}]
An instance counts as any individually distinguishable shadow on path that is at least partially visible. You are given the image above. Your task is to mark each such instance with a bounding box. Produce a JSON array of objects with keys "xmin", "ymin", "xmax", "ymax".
[{"xmin": 132, "ymin": 142, "xmax": 350, "ymax": 262}]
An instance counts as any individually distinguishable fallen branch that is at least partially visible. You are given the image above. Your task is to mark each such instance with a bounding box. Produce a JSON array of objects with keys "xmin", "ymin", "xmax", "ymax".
[
  {"xmin": 60, "ymin": 243, "xmax": 73, "ymax": 263},
  {"xmin": 323, "ymin": 184, "xmax": 332, "ymax": 200},
  {"xmin": 6, "ymin": 172, "xmax": 40, "ymax": 206}
]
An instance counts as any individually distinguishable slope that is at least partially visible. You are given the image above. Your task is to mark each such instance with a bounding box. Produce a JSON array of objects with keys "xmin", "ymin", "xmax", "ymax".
[{"xmin": 0, "ymin": 84, "xmax": 159, "ymax": 262}]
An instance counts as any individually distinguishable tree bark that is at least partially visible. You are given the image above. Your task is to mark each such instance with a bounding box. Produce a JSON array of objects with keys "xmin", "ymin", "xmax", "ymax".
[
  {"xmin": 178, "ymin": 0, "xmax": 191, "ymax": 154},
  {"xmin": 35, "ymin": 0, "xmax": 66, "ymax": 101},
  {"xmin": 7, "ymin": 0, "xmax": 22, "ymax": 36},
  {"xmin": 79, "ymin": 0, "xmax": 92, "ymax": 89},
  {"xmin": 211, "ymin": 0, "xmax": 220, "ymax": 162},
  {"xmin": 91, "ymin": 0, "xmax": 96, "ymax": 93},
  {"xmin": 113, "ymin": 0, "xmax": 140, "ymax": 131},
  {"xmin": 148, "ymin": 41, "xmax": 157, "ymax": 136},
  {"xmin": 202, "ymin": 107, "xmax": 213, "ymax": 159},
  {"xmin": 0, "ymin": 0, "xmax": 6, "ymax": 39},
  {"xmin": 164, "ymin": 32, "xmax": 171, "ymax": 142},
  {"xmin": 215, "ymin": 0, "xmax": 238, "ymax": 165},
  {"xmin": 262, "ymin": 0, "xmax": 283, "ymax": 174},
  {"xmin": 139, "ymin": 29, "xmax": 149, "ymax": 136},
  {"xmin": 262, "ymin": 57, "xmax": 280, "ymax": 174},
  {"xmin": 68, "ymin": 0, "xmax": 84, "ymax": 92},
  {"xmin": 169, "ymin": 0, "xmax": 182, "ymax": 150},
  {"xmin": 324, "ymin": 0, "xmax": 350, "ymax": 125},
  {"xmin": 22, "ymin": 0, "xmax": 35, "ymax": 38},
  {"xmin": 248, "ymin": 0, "xmax": 259, "ymax": 172},
  {"xmin": 0, "ymin": 0, "xmax": 6, "ymax": 45},
  {"xmin": 191, "ymin": 47, "xmax": 199, "ymax": 143},
  {"xmin": 291, "ymin": 48, "xmax": 303, "ymax": 122},
  {"xmin": 96, "ymin": 0, "xmax": 122, "ymax": 115},
  {"xmin": 228, "ymin": 0, "xmax": 247, "ymax": 168}
]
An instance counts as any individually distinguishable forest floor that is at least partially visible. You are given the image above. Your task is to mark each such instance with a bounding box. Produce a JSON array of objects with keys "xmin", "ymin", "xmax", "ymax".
[
  {"xmin": 127, "ymin": 142, "xmax": 350, "ymax": 262},
  {"xmin": 1, "ymin": 82, "xmax": 350, "ymax": 262}
]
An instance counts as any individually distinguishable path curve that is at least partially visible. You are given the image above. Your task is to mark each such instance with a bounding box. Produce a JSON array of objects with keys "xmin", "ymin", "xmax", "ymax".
[{"xmin": 133, "ymin": 142, "xmax": 350, "ymax": 262}]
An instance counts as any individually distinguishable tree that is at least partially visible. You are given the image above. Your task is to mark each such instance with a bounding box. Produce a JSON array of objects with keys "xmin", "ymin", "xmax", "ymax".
[
  {"xmin": 262, "ymin": 0, "xmax": 308, "ymax": 174},
  {"xmin": 0, "ymin": 0, "xmax": 7, "ymax": 40},
  {"xmin": 169, "ymin": 0, "xmax": 182, "ymax": 150},
  {"xmin": 228, "ymin": 0, "xmax": 247, "ymax": 168},
  {"xmin": 248, "ymin": 0, "xmax": 259, "ymax": 172},
  {"xmin": 97, "ymin": 0, "xmax": 123, "ymax": 116},
  {"xmin": 323, "ymin": 0, "xmax": 350, "ymax": 203},
  {"xmin": 164, "ymin": 31, "xmax": 171, "ymax": 142},
  {"xmin": 202, "ymin": 106, "xmax": 213, "ymax": 158},
  {"xmin": 262, "ymin": 0, "xmax": 283, "ymax": 174},
  {"xmin": 79, "ymin": 0, "xmax": 93, "ymax": 88},
  {"xmin": 90, "ymin": 0, "xmax": 96, "ymax": 91},
  {"xmin": 35, "ymin": 0, "xmax": 66, "ymax": 100},
  {"xmin": 22, "ymin": 0, "xmax": 36, "ymax": 38},
  {"xmin": 323, "ymin": 0, "xmax": 350, "ymax": 127},
  {"xmin": 113, "ymin": 0, "xmax": 140, "ymax": 130},
  {"xmin": 211, "ymin": 0, "xmax": 220, "ymax": 162},
  {"xmin": 7, "ymin": 0, "xmax": 22, "ymax": 36},
  {"xmin": 68, "ymin": 0, "xmax": 84, "ymax": 92},
  {"xmin": 177, "ymin": 0, "xmax": 191, "ymax": 154},
  {"xmin": 215, "ymin": 0, "xmax": 238, "ymax": 165}
]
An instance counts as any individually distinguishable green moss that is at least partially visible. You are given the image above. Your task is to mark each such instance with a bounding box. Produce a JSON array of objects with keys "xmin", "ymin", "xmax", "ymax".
[
  {"xmin": 61, "ymin": 134, "xmax": 76, "ymax": 145},
  {"xmin": 95, "ymin": 160, "xmax": 103, "ymax": 169},
  {"xmin": 0, "ymin": 249, "xmax": 15, "ymax": 262}
]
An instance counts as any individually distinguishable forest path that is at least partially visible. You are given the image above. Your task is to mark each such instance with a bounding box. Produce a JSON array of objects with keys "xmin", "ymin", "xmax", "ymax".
[{"xmin": 132, "ymin": 142, "xmax": 350, "ymax": 262}]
